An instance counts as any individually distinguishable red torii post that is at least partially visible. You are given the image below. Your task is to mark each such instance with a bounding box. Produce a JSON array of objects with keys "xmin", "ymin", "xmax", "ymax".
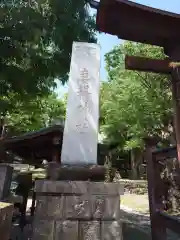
[{"xmin": 125, "ymin": 55, "xmax": 180, "ymax": 162}]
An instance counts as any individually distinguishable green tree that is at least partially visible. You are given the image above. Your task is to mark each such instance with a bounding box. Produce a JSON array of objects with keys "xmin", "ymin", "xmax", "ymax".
[
  {"xmin": 4, "ymin": 93, "xmax": 65, "ymax": 135},
  {"xmin": 0, "ymin": 0, "xmax": 96, "ymax": 135},
  {"xmin": 0, "ymin": 0, "xmax": 96, "ymax": 111},
  {"xmin": 101, "ymin": 41, "xmax": 173, "ymax": 179}
]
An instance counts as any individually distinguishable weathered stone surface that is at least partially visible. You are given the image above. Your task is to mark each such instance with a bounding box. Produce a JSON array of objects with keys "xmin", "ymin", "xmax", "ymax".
[
  {"xmin": 79, "ymin": 221, "xmax": 100, "ymax": 240},
  {"xmin": 92, "ymin": 196, "xmax": 120, "ymax": 220},
  {"xmin": 101, "ymin": 221, "xmax": 123, "ymax": 240},
  {"xmin": 55, "ymin": 221, "xmax": 78, "ymax": 240},
  {"xmin": 35, "ymin": 180, "xmax": 89, "ymax": 194},
  {"xmin": 32, "ymin": 220, "xmax": 54, "ymax": 240},
  {"xmin": 89, "ymin": 182, "xmax": 124, "ymax": 196},
  {"xmin": 61, "ymin": 42, "xmax": 101, "ymax": 166},
  {"xmin": 0, "ymin": 165, "xmax": 13, "ymax": 199},
  {"xmin": 103, "ymin": 197, "xmax": 120, "ymax": 220},
  {"xmin": 0, "ymin": 202, "xmax": 13, "ymax": 240},
  {"xmin": 35, "ymin": 180, "xmax": 124, "ymax": 196},
  {"xmin": 92, "ymin": 196, "xmax": 105, "ymax": 219},
  {"xmin": 35, "ymin": 196, "xmax": 64, "ymax": 219},
  {"xmin": 33, "ymin": 180, "xmax": 124, "ymax": 240},
  {"xmin": 47, "ymin": 164, "xmax": 106, "ymax": 181},
  {"xmin": 65, "ymin": 196, "xmax": 91, "ymax": 219}
]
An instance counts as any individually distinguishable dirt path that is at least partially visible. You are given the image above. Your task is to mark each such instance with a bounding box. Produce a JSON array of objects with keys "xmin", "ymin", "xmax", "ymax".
[{"xmin": 121, "ymin": 194, "xmax": 149, "ymax": 213}]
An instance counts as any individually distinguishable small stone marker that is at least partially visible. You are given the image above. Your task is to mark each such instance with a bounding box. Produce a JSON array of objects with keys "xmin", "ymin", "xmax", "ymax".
[{"xmin": 61, "ymin": 42, "xmax": 101, "ymax": 165}]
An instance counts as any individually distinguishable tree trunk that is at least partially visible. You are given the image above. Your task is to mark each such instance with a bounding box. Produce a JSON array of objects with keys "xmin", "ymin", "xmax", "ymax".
[{"xmin": 130, "ymin": 148, "xmax": 143, "ymax": 180}]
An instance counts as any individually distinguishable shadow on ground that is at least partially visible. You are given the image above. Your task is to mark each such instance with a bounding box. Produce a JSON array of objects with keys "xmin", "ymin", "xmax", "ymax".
[
  {"xmin": 11, "ymin": 211, "xmax": 151, "ymax": 240},
  {"xmin": 122, "ymin": 223, "xmax": 151, "ymax": 240},
  {"xmin": 10, "ymin": 209, "xmax": 180, "ymax": 240},
  {"xmin": 120, "ymin": 209, "xmax": 180, "ymax": 240},
  {"xmin": 120, "ymin": 209, "xmax": 151, "ymax": 240},
  {"xmin": 11, "ymin": 210, "xmax": 151, "ymax": 240}
]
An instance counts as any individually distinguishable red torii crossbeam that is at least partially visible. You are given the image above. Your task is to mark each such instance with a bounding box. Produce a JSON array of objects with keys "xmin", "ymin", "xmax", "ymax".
[{"xmin": 125, "ymin": 56, "xmax": 172, "ymax": 74}]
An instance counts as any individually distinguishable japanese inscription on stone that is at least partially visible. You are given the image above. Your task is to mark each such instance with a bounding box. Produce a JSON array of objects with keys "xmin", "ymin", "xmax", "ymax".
[{"xmin": 61, "ymin": 42, "xmax": 101, "ymax": 165}]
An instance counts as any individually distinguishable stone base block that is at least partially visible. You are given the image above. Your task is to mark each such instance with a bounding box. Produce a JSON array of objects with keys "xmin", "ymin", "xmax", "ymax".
[
  {"xmin": 0, "ymin": 202, "xmax": 13, "ymax": 240},
  {"xmin": 32, "ymin": 180, "xmax": 124, "ymax": 240},
  {"xmin": 102, "ymin": 221, "xmax": 123, "ymax": 240}
]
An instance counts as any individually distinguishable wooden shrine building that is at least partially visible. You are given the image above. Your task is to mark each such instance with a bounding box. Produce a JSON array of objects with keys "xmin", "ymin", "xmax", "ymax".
[
  {"xmin": 1, "ymin": 125, "xmax": 119, "ymax": 167},
  {"xmin": 1, "ymin": 125, "xmax": 64, "ymax": 166}
]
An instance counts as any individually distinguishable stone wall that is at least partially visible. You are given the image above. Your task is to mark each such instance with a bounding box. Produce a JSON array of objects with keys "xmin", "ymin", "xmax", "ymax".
[
  {"xmin": 0, "ymin": 202, "xmax": 13, "ymax": 240},
  {"xmin": 32, "ymin": 180, "xmax": 124, "ymax": 240}
]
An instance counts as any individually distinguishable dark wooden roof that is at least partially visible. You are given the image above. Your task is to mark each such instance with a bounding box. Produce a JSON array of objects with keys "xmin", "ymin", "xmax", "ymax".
[
  {"xmin": 96, "ymin": 0, "xmax": 180, "ymax": 52},
  {"xmin": 3, "ymin": 125, "xmax": 63, "ymax": 145},
  {"xmin": 2, "ymin": 125, "xmax": 64, "ymax": 162},
  {"xmin": 1, "ymin": 125, "xmax": 112, "ymax": 164}
]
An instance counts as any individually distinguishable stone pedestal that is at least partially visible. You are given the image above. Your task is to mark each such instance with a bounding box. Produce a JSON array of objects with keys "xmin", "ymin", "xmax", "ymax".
[
  {"xmin": 0, "ymin": 202, "xmax": 13, "ymax": 240},
  {"xmin": 32, "ymin": 180, "xmax": 124, "ymax": 240},
  {"xmin": 47, "ymin": 163, "xmax": 106, "ymax": 181},
  {"xmin": 0, "ymin": 165, "xmax": 13, "ymax": 200}
]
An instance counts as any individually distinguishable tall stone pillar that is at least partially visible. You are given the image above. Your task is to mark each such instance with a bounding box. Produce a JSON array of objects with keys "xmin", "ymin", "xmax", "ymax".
[
  {"xmin": 61, "ymin": 42, "xmax": 100, "ymax": 165},
  {"xmin": 32, "ymin": 42, "xmax": 124, "ymax": 239}
]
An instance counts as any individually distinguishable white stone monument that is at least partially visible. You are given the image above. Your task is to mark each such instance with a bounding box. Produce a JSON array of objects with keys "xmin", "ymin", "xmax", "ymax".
[{"xmin": 61, "ymin": 42, "xmax": 101, "ymax": 165}]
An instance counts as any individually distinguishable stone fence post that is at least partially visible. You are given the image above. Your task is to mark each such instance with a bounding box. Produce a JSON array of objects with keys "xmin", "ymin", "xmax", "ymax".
[
  {"xmin": 0, "ymin": 165, "xmax": 13, "ymax": 200},
  {"xmin": 0, "ymin": 203, "xmax": 13, "ymax": 240}
]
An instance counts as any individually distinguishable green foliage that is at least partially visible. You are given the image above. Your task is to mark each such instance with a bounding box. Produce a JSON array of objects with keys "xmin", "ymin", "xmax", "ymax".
[
  {"xmin": 0, "ymin": 0, "xmax": 96, "ymax": 106},
  {"xmin": 101, "ymin": 41, "xmax": 173, "ymax": 150},
  {"xmin": 5, "ymin": 93, "xmax": 65, "ymax": 135},
  {"xmin": 0, "ymin": 0, "xmax": 96, "ymax": 134}
]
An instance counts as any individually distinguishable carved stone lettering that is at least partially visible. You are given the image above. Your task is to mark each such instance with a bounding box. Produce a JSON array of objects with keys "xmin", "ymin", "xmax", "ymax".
[{"xmin": 61, "ymin": 42, "xmax": 101, "ymax": 165}]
